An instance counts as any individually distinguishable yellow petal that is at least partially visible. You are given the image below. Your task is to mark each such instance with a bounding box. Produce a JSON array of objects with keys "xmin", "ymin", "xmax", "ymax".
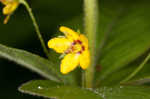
[
  {"xmin": 59, "ymin": 26, "xmax": 79, "ymax": 41},
  {"xmin": 61, "ymin": 53, "xmax": 80, "ymax": 74},
  {"xmin": 3, "ymin": 2, "xmax": 18, "ymax": 15},
  {"xmin": 79, "ymin": 34, "xmax": 88, "ymax": 49},
  {"xmin": 79, "ymin": 50, "xmax": 90, "ymax": 69},
  {"xmin": 0, "ymin": 0, "xmax": 9, "ymax": 5},
  {"xmin": 48, "ymin": 37, "xmax": 71, "ymax": 53}
]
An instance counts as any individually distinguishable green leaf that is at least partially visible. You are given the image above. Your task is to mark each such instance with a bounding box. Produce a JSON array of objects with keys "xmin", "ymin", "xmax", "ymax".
[
  {"xmin": 121, "ymin": 61, "xmax": 150, "ymax": 85},
  {"xmin": 99, "ymin": 61, "xmax": 150, "ymax": 86},
  {"xmin": 19, "ymin": 80, "xmax": 150, "ymax": 99},
  {"xmin": 0, "ymin": 44, "xmax": 62, "ymax": 82},
  {"xmin": 99, "ymin": 65, "xmax": 136, "ymax": 86},
  {"xmin": 19, "ymin": 80, "xmax": 102, "ymax": 99},
  {"xmin": 96, "ymin": 85, "xmax": 150, "ymax": 99},
  {"xmin": 96, "ymin": 0, "xmax": 150, "ymax": 82}
]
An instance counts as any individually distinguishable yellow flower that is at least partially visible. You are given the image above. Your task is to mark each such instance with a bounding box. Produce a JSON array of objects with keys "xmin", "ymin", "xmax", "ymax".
[
  {"xmin": 0, "ymin": 0, "xmax": 19, "ymax": 24},
  {"xmin": 48, "ymin": 26, "xmax": 90, "ymax": 74}
]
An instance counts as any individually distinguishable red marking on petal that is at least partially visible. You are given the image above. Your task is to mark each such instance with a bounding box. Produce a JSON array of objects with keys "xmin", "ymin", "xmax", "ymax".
[
  {"xmin": 82, "ymin": 46, "xmax": 85, "ymax": 51},
  {"xmin": 77, "ymin": 40, "xmax": 82, "ymax": 44}
]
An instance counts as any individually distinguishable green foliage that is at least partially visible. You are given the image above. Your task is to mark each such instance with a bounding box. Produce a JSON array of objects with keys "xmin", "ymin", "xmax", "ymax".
[
  {"xmin": 97, "ymin": 0, "xmax": 150, "ymax": 83},
  {"xmin": 19, "ymin": 80, "xmax": 102, "ymax": 99},
  {"xmin": 0, "ymin": 44, "xmax": 61, "ymax": 82},
  {"xmin": 19, "ymin": 80, "xmax": 150, "ymax": 99},
  {"xmin": 97, "ymin": 85, "xmax": 150, "ymax": 99},
  {"xmin": 0, "ymin": 0, "xmax": 150, "ymax": 98},
  {"xmin": 0, "ymin": 44, "xmax": 77, "ymax": 84},
  {"xmin": 60, "ymin": 0, "xmax": 150, "ymax": 86},
  {"xmin": 99, "ymin": 62, "xmax": 150, "ymax": 86}
]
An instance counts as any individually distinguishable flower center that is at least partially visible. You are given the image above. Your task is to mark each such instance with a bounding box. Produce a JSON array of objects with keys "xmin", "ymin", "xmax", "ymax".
[{"xmin": 65, "ymin": 40, "xmax": 85, "ymax": 54}]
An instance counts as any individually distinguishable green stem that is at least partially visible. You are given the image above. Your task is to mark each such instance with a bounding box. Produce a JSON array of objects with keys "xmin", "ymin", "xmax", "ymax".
[
  {"xmin": 84, "ymin": 0, "xmax": 99, "ymax": 88},
  {"xmin": 82, "ymin": 71, "xmax": 85, "ymax": 88},
  {"xmin": 121, "ymin": 52, "xmax": 150, "ymax": 83},
  {"xmin": 20, "ymin": 0, "xmax": 50, "ymax": 58}
]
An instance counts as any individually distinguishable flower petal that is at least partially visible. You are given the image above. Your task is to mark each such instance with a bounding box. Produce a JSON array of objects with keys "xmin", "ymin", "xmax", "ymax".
[
  {"xmin": 79, "ymin": 50, "xmax": 90, "ymax": 69},
  {"xmin": 79, "ymin": 34, "xmax": 89, "ymax": 49},
  {"xmin": 61, "ymin": 53, "xmax": 80, "ymax": 74},
  {"xmin": 48, "ymin": 37, "xmax": 71, "ymax": 53},
  {"xmin": 59, "ymin": 26, "xmax": 79, "ymax": 41},
  {"xmin": 3, "ymin": 2, "xmax": 18, "ymax": 15},
  {"xmin": 0, "ymin": 0, "xmax": 9, "ymax": 5}
]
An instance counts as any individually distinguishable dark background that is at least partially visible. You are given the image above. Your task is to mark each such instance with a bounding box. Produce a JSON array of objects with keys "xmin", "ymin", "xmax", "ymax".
[{"xmin": 0, "ymin": 0, "xmax": 82, "ymax": 98}]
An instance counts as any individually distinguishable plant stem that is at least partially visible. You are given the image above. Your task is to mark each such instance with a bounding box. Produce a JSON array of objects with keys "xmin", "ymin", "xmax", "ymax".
[
  {"xmin": 82, "ymin": 71, "xmax": 85, "ymax": 88},
  {"xmin": 20, "ymin": 0, "xmax": 50, "ymax": 58},
  {"xmin": 84, "ymin": 0, "xmax": 99, "ymax": 88},
  {"xmin": 121, "ymin": 52, "xmax": 150, "ymax": 83}
]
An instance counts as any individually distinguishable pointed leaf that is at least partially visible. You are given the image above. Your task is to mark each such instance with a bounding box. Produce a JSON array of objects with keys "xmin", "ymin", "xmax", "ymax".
[
  {"xmin": 0, "ymin": 44, "xmax": 62, "ymax": 82},
  {"xmin": 19, "ymin": 80, "xmax": 102, "ymax": 99}
]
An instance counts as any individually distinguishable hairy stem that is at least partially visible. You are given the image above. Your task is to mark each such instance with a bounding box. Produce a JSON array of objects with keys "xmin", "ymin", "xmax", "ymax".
[{"xmin": 84, "ymin": 0, "xmax": 99, "ymax": 88}]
